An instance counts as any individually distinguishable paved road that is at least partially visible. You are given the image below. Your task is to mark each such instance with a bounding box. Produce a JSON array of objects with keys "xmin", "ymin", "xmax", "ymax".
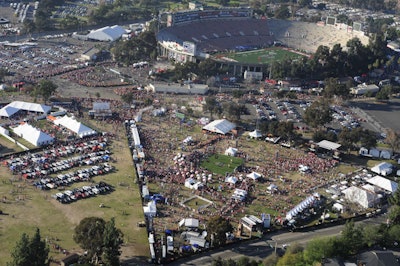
[{"xmin": 170, "ymin": 215, "xmax": 386, "ymax": 266}]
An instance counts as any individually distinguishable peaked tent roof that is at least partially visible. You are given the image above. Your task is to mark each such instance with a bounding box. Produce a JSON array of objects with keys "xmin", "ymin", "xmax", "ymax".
[
  {"xmin": 203, "ymin": 119, "xmax": 235, "ymax": 135},
  {"xmin": 247, "ymin": 172, "xmax": 261, "ymax": 180},
  {"xmin": 249, "ymin": 129, "xmax": 263, "ymax": 138},
  {"xmin": 316, "ymin": 140, "xmax": 341, "ymax": 151},
  {"xmin": 343, "ymin": 186, "xmax": 378, "ymax": 209},
  {"xmin": 87, "ymin": 25, "xmax": 126, "ymax": 42},
  {"xmin": 0, "ymin": 101, "xmax": 51, "ymax": 117},
  {"xmin": 0, "ymin": 105, "xmax": 20, "ymax": 117},
  {"xmin": 367, "ymin": 175, "xmax": 398, "ymax": 193},
  {"xmin": 13, "ymin": 123, "xmax": 54, "ymax": 146},
  {"xmin": 54, "ymin": 115, "xmax": 96, "ymax": 138}
]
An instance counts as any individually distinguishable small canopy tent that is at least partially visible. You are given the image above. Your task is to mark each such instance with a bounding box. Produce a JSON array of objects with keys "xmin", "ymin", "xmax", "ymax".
[
  {"xmin": 143, "ymin": 200, "xmax": 157, "ymax": 217},
  {"xmin": 247, "ymin": 172, "xmax": 261, "ymax": 180},
  {"xmin": 179, "ymin": 218, "xmax": 199, "ymax": 229},
  {"xmin": 249, "ymin": 129, "xmax": 263, "ymax": 139},
  {"xmin": 13, "ymin": 123, "xmax": 54, "ymax": 146},
  {"xmin": 225, "ymin": 147, "xmax": 238, "ymax": 156},
  {"xmin": 225, "ymin": 176, "xmax": 238, "ymax": 184},
  {"xmin": 203, "ymin": 119, "xmax": 235, "ymax": 135},
  {"xmin": 367, "ymin": 175, "xmax": 398, "ymax": 193}
]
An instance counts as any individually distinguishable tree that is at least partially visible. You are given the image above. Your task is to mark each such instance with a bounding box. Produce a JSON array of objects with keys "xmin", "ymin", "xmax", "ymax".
[
  {"xmin": 198, "ymin": 58, "xmax": 217, "ymax": 78},
  {"xmin": 385, "ymin": 129, "xmax": 400, "ymax": 154},
  {"xmin": 34, "ymin": 79, "xmax": 57, "ymax": 103},
  {"xmin": 339, "ymin": 220, "xmax": 364, "ymax": 256},
  {"xmin": 102, "ymin": 218, "xmax": 124, "ymax": 266},
  {"xmin": 121, "ymin": 92, "xmax": 134, "ymax": 105},
  {"xmin": 207, "ymin": 216, "xmax": 233, "ymax": 247},
  {"xmin": 9, "ymin": 228, "xmax": 50, "ymax": 266},
  {"xmin": 74, "ymin": 217, "xmax": 106, "ymax": 263},
  {"xmin": 303, "ymin": 237, "xmax": 333, "ymax": 264},
  {"xmin": 375, "ymin": 85, "xmax": 391, "ymax": 100},
  {"xmin": 362, "ymin": 224, "xmax": 382, "ymax": 247},
  {"xmin": 274, "ymin": 5, "xmax": 290, "ymax": 19},
  {"xmin": 262, "ymin": 253, "xmax": 279, "ymax": 266},
  {"xmin": 388, "ymin": 205, "xmax": 400, "ymax": 225},
  {"xmin": 303, "ymin": 99, "xmax": 332, "ymax": 129},
  {"xmin": 389, "ymin": 182, "xmax": 400, "ymax": 206},
  {"xmin": 204, "ymin": 96, "xmax": 220, "ymax": 119},
  {"xmin": 359, "ymin": 128, "xmax": 377, "ymax": 149}
]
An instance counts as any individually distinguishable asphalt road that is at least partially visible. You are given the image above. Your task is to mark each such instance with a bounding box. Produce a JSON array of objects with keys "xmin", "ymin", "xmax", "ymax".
[{"xmin": 170, "ymin": 215, "xmax": 386, "ymax": 266}]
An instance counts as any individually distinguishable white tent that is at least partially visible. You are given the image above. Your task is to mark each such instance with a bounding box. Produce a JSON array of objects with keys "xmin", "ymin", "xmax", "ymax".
[
  {"xmin": 143, "ymin": 200, "xmax": 157, "ymax": 217},
  {"xmin": 267, "ymin": 184, "xmax": 278, "ymax": 191},
  {"xmin": 86, "ymin": 25, "xmax": 126, "ymax": 41},
  {"xmin": 379, "ymin": 150, "xmax": 392, "ymax": 159},
  {"xmin": 0, "ymin": 101, "xmax": 51, "ymax": 117},
  {"xmin": 249, "ymin": 129, "xmax": 263, "ymax": 139},
  {"xmin": 371, "ymin": 162, "xmax": 393, "ymax": 176},
  {"xmin": 54, "ymin": 115, "xmax": 97, "ymax": 138},
  {"xmin": 13, "ymin": 123, "xmax": 54, "ymax": 146},
  {"xmin": 369, "ymin": 148, "xmax": 380, "ymax": 158},
  {"xmin": 343, "ymin": 186, "xmax": 379, "ymax": 209},
  {"xmin": 179, "ymin": 218, "xmax": 199, "ymax": 228},
  {"xmin": 247, "ymin": 172, "xmax": 261, "ymax": 180},
  {"xmin": 316, "ymin": 140, "xmax": 341, "ymax": 151},
  {"xmin": 367, "ymin": 175, "xmax": 398, "ymax": 193},
  {"xmin": 359, "ymin": 147, "xmax": 369, "ymax": 156},
  {"xmin": 225, "ymin": 176, "xmax": 238, "ymax": 184},
  {"xmin": 203, "ymin": 119, "xmax": 235, "ymax": 135},
  {"xmin": 0, "ymin": 105, "xmax": 20, "ymax": 117},
  {"xmin": 225, "ymin": 147, "xmax": 238, "ymax": 156}
]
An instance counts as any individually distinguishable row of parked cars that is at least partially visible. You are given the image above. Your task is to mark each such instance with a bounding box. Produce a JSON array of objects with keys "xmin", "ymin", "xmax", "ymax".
[
  {"xmin": 52, "ymin": 181, "xmax": 113, "ymax": 204},
  {"xmin": 32, "ymin": 163, "xmax": 114, "ymax": 190}
]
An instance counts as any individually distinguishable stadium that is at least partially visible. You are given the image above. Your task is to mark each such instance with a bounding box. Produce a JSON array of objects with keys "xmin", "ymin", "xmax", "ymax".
[{"xmin": 156, "ymin": 8, "xmax": 369, "ymax": 77}]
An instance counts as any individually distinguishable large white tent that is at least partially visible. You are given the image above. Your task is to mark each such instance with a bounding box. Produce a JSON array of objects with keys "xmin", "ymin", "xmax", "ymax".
[
  {"xmin": 367, "ymin": 175, "xmax": 398, "ymax": 193},
  {"xmin": 343, "ymin": 186, "xmax": 379, "ymax": 209},
  {"xmin": 13, "ymin": 123, "xmax": 54, "ymax": 146},
  {"xmin": 0, "ymin": 101, "xmax": 51, "ymax": 117},
  {"xmin": 203, "ymin": 119, "xmax": 235, "ymax": 135},
  {"xmin": 54, "ymin": 115, "xmax": 96, "ymax": 138},
  {"xmin": 86, "ymin": 25, "xmax": 126, "ymax": 42},
  {"xmin": 371, "ymin": 162, "xmax": 393, "ymax": 176}
]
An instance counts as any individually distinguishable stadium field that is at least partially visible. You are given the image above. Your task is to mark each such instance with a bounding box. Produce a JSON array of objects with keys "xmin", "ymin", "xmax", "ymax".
[{"xmin": 220, "ymin": 47, "xmax": 307, "ymax": 64}]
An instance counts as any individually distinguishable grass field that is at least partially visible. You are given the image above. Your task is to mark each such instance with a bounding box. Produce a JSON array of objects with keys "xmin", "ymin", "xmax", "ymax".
[
  {"xmin": 0, "ymin": 120, "xmax": 149, "ymax": 265},
  {"xmin": 221, "ymin": 47, "xmax": 306, "ymax": 64},
  {"xmin": 200, "ymin": 154, "xmax": 243, "ymax": 176}
]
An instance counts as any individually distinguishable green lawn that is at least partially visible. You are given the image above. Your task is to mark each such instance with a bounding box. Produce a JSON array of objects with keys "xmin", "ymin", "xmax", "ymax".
[
  {"xmin": 200, "ymin": 154, "xmax": 243, "ymax": 176},
  {"xmin": 221, "ymin": 47, "xmax": 306, "ymax": 64}
]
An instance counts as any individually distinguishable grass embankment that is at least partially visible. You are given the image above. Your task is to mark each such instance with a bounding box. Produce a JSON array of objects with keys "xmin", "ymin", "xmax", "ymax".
[{"xmin": 0, "ymin": 123, "xmax": 148, "ymax": 265}]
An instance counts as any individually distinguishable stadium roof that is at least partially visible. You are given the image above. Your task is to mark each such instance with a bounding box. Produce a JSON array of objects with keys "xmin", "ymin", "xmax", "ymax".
[
  {"xmin": 203, "ymin": 119, "xmax": 235, "ymax": 134},
  {"xmin": 86, "ymin": 25, "xmax": 126, "ymax": 42}
]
